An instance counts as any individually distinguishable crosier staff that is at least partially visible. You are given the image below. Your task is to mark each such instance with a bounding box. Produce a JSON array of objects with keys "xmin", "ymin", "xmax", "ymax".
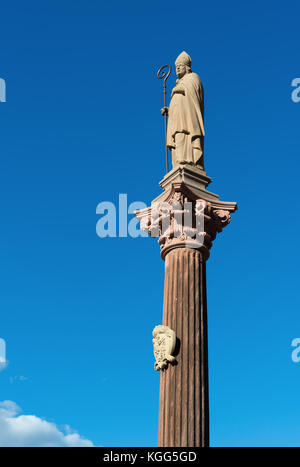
[{"xmin": 157, "ymin": 64, "xmax": 171, "ymax": 173}]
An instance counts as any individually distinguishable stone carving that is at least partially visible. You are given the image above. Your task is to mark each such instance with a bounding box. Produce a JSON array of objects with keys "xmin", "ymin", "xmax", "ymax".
[
  {"xmin": 161, "ymin": 51, "xmax": 205, "ymax": 170},
  {"xmin": 213, "ymin": 209, "xmax": 231, "ymax": 225},
  {"xmin": 153, "ymin": 325, "xmax": 176, "ymax": 371},
  {"xmin": 136, "ymin": 182, "xmax": 235, "ymax": 260}
]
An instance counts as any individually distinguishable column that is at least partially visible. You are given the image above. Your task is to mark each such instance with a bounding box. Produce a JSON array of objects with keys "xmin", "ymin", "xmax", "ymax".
[{"xmin": 158, "ymin": 248, "xmax": 209, "ymax": 447}]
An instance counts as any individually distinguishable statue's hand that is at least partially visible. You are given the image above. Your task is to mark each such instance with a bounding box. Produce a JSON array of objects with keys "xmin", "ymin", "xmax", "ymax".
[{"xmin": 161, "ymin": 107, "xmax": 168, "ymax": 116}]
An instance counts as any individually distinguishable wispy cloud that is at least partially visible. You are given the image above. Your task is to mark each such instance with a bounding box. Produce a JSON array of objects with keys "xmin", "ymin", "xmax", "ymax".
[
  {"xmin": 9, "ymin": 376, "xmax": 28, "ymax": 384},
  {"xmin": 0, "ymin": 338, "xmax": 7, "ymax": 372},
  {"xmin": 0, "ymin": 361, "xmax": 8, "ymax": 372},
  {"xmin": 0, "ymin": 401, "xmax": 94, "ymax": 447}
]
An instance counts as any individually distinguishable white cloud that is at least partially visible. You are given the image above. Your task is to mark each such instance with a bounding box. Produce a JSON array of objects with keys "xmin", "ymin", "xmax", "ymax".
[
  {"xmin": 0, "ymin": 338, "xmax": 7, "ymax": 371},
  {"xmin": 0, "ymin": 400, "xmax": 94, "ymax": 447},
  {"xmin": 0, "ymin": 362, "xmax": 8, "ymax": 372}
]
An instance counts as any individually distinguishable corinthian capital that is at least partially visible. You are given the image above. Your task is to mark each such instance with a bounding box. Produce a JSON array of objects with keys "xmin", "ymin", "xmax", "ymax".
[{"xmin": 135, "ymin": 182, "xmax": 237, "ymax": 260}]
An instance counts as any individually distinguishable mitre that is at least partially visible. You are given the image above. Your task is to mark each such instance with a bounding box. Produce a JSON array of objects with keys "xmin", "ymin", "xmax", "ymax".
[{"xmin": 175, "ymin": 51, "xmax": 192, "ymax": 67}]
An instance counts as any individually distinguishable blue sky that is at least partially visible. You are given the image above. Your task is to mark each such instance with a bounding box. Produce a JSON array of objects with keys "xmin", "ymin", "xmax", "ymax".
[{"xmin": 0, "ymin": 0, "xmax": 300, "ymax": 447}]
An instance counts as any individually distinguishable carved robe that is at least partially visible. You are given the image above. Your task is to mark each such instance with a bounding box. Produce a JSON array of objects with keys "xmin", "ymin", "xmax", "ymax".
[{"xmin": 167, "ymin": 72, "xmax": 205, "ymax": 167}]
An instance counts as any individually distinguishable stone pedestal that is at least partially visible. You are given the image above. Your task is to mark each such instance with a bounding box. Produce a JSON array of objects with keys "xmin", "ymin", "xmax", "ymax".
[{"xmin": 135, "ymin": 165, "xmax": 237, "ymax": 447}]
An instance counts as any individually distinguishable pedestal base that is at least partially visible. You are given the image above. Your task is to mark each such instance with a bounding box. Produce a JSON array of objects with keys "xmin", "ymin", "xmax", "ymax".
[{"xmin": 154, "ymin": 165, "xmax": 220, "ymax": 204}]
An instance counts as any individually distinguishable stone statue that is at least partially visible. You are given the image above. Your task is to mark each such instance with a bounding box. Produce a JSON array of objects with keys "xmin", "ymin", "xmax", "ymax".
[{"xmin": 161, "ymin": 51, "xmax": 205, "ymax": 170}]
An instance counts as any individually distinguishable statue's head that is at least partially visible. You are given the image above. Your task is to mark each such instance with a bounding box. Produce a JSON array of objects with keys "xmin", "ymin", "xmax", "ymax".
[{"xmin": 175, "ymin": 51, "xmax": 192, "ymax": 78}]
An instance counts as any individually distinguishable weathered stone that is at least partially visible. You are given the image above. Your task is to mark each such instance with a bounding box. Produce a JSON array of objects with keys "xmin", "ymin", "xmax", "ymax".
[{"xmin": 152, "ymin": 325, "xmax": 176, "ymax": 371}]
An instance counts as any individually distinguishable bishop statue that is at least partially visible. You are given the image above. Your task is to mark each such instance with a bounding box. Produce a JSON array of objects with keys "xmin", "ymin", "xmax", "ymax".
[{"xmin": 161, "ymin": 51, "xmax": 205, "ymax": 170}]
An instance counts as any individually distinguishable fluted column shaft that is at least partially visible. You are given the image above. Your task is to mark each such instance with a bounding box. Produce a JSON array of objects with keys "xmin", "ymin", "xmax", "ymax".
[{"xmin": 158, "ymin": 247, "xmax": 209, "ymax": 447}]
